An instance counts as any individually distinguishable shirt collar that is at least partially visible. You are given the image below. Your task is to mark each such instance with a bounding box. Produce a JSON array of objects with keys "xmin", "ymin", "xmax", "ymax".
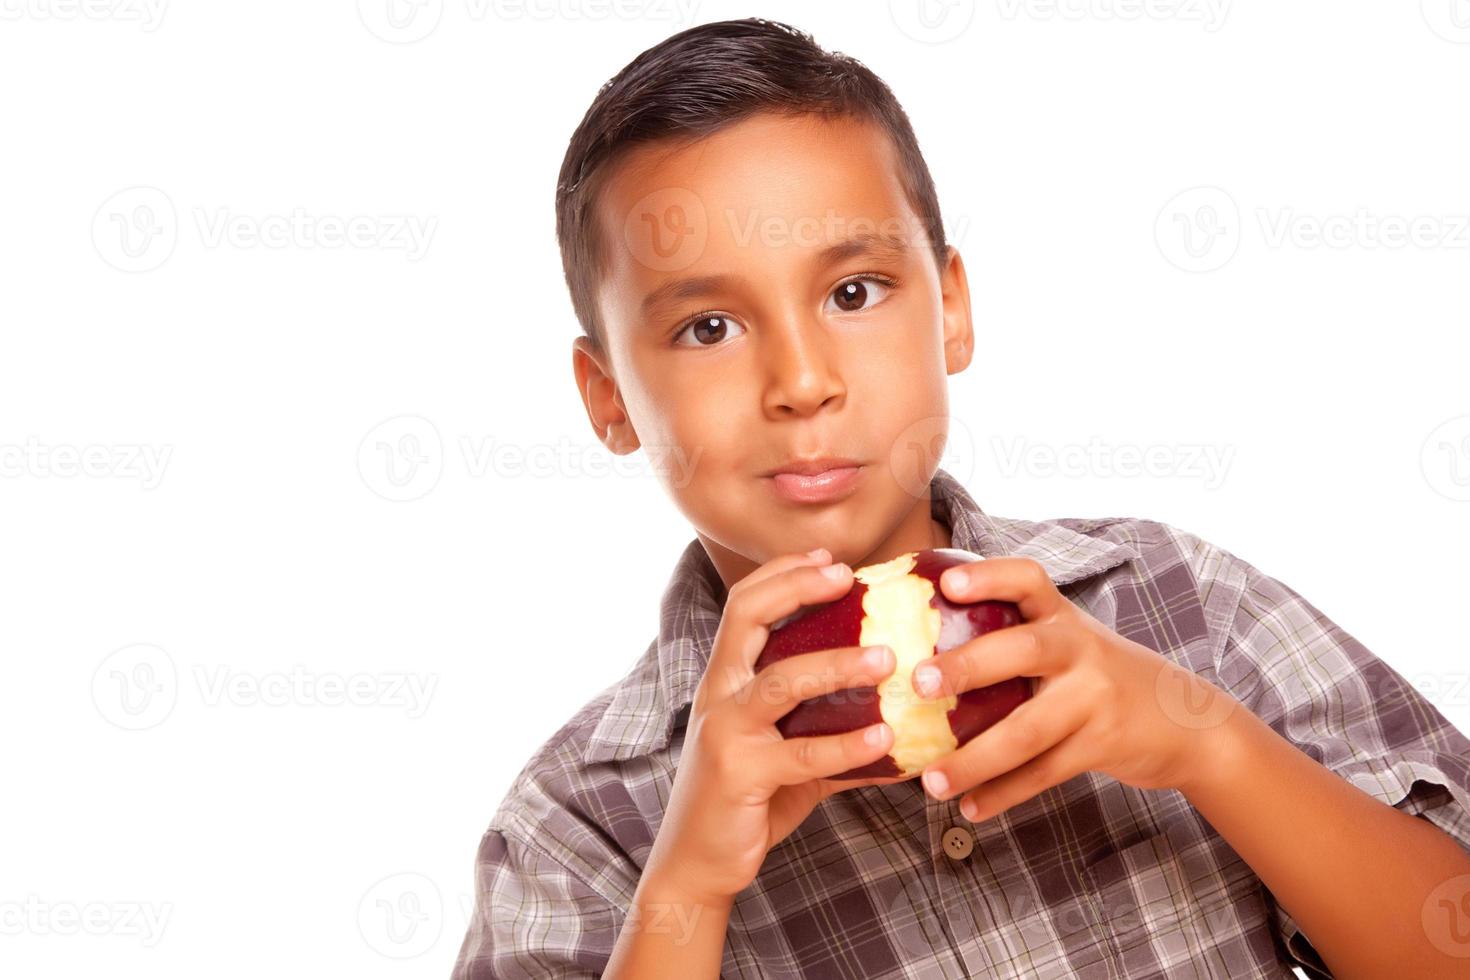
[{"xmin": 583, "ymin": 467, "xmax": 1139, "ymax": 765}]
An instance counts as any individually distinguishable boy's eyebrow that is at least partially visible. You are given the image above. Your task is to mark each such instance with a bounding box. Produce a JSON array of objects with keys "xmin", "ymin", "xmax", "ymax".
[
  {"xmin": 638, "ymin": 231, "xmax": 913, "ymax": 319},
  {"xmin": 641, "ymin": 273, "xmax": 749, "ymax": 319},
  {"xmin": 818, "ymin": 230, "xmax": 912, "ymax": 267}
]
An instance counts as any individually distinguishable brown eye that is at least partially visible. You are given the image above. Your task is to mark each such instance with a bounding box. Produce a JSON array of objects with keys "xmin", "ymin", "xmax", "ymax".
[
  {"xmin": 826, "ymin": 276, "xmax": 893, "ymax": 315},
  {"xmin": 834, "ymin": 281, "xmax": 868, "ymax": 312},
  {"xmin": 674, "ymin": 314, "xmax": 745, "ymax": 348}
]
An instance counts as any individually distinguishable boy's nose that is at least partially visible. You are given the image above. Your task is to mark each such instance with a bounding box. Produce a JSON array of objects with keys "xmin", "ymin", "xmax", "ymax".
[{"xmin": 760, "ymin": 309, "xmax": 846, "ymax": 418}]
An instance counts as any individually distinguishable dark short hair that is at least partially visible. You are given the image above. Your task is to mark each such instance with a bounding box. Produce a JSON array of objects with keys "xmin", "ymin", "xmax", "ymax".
[{"xmin": 555, "ymin": 17, "xmax": 949, "ymax": 356}]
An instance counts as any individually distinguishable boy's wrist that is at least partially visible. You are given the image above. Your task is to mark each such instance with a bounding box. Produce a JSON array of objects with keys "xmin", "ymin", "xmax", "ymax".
[
  {"xmin": 1173, "ymin": 694, "xmax": 1258, "ymax": 799},
  {"xmin": 606, "ymin": 855, "xmax": 735, "ymax": 979},
  {"xmin": 638, "ymin": 858, "xmax": 737, "ymax": 912}
]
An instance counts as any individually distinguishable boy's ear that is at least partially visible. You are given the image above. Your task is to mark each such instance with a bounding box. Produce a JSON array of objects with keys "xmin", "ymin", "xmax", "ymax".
[
  {"xmin": 572, "ymin": 336, "xmax": 641, "ymax": 455},
  {"xmin": 939, "ymin": 245, "xmax": 974, "ymax": 376}
]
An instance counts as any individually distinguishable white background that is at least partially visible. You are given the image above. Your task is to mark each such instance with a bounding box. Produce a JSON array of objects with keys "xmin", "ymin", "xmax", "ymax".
[{"xmin": 2, "ymin": 1, "xmax": 1468, "ymax": 977}]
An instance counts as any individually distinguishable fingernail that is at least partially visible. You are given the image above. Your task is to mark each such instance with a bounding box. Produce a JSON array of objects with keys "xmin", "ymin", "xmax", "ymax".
[
  {"xmin": 923, "ymin": 769, "xmax": 949, "ymax": 797},
  {"xmin": 864, "ymin": 723, "xmax": 889, "ymax": 747},
  {"xmin": 806, "ymin": 547, "xmax": 828, "ymax": 560},
  {"xmin": 945, "ymin": 569, "xmax": 967, "ymax": 593},
  {"xmin": 820, "ymin": 563, "xmax": 849, "ymax": 580},
  {"xmin": 960, "ymin": 797, "xmax": 980, "ymax": 821},
  {"xmin": 863, "ymin": 645, "xmax": 891, "ymax": 668},
  {"xmin": 913, "ymin": 663, "xmax": 940, "ymax": 696}
]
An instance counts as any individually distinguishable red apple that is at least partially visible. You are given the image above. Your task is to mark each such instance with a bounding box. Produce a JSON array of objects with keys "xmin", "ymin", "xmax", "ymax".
[{"xmin": 753, "ymin": 548, "xmax": 1033, "ymax": 780}]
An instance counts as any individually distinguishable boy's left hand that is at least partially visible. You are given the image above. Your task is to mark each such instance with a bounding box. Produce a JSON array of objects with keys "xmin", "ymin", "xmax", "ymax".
[{"xmin": 914, "ymin": 556, "xmax": 1242, "ymax": 822}]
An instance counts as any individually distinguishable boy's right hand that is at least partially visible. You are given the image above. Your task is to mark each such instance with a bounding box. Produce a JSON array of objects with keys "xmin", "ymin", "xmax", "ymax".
[{"xmin": 640, "ymin": 547, "xmax": 907, "ymax": 907}]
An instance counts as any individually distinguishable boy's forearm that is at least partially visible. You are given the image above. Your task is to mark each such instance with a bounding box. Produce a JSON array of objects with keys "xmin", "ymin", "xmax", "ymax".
[
  {"xmin": 603, "ymin": 865, "xmax": 733, "ymax": 980},
  {"xmin": 1180, "ymin": 705, "xmax": 1470, "ymax": 979}
]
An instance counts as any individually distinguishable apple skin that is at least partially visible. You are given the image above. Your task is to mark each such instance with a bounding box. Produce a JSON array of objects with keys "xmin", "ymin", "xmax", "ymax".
[{"xmin": 753, "ymin": 548, "xmax": 1032, "ymax": 780}]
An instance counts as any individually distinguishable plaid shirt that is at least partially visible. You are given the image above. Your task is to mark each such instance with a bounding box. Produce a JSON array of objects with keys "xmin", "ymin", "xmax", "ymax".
[{"xmin": 451, "ymin": 467, "xmax": 1470, "ymax": 979}]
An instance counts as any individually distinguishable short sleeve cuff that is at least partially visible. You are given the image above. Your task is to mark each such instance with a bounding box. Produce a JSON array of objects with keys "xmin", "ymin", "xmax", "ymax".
[{"xmin": 1335, "ymin": 750, "xmax": 1470, "ymax": 856}]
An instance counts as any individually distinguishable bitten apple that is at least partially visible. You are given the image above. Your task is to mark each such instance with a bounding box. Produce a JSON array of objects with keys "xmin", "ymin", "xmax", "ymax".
[{"xmin": 753, "ymin": 548, "xmax": 1033, "ymax": 780}]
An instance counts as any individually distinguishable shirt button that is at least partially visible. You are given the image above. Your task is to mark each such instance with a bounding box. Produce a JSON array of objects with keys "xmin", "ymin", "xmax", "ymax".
[{"xmin": 942, "ymin": 826, "xmax": 974, "ymax": 860}]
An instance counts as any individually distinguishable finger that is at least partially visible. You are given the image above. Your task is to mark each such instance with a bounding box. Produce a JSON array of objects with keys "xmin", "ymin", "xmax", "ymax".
[
  {"xmin": 956, "ymin": 735, "xmax": 1088, "ymax": 823},
  {"xmin": 919, "ymin": 681, "xmax": 1090, "ymax": 801},
  {"xmin": 938, "ymin": 557, "xmax": 1065, "ymax": 621},
  {"xmin": 703, "ymin": 561, "xmax": 855, "ymax": 703},
  {"xmin": 737, "ymin": 643, "xmax": 895, "ymax": 727},
  {"xmin": 764, "ymin": 721, "xmax": 894, "ymax": 787},
  {"xmin": 911, "ymin": 621, "xmax": 1074, "ymax": 699},
  {"xmin": 737, "ymin": 547, "xmax": 835, "ymax": 593}
]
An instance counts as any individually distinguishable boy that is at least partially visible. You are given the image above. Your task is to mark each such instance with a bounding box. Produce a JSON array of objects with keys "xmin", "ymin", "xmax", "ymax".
[{"xmin": 452, "ymin": 18, "xmax": 1470, "ymax": 979}]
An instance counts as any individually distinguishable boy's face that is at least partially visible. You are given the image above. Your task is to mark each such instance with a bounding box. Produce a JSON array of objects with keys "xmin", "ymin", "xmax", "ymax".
[{"xmin": 573, "ymin": 110, "xmax": 975, "ymax": 592}]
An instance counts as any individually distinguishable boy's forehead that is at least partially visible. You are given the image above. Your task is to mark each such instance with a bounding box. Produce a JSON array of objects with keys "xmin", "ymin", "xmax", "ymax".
[{"xmin": 594, "ymin": 111, "xmax": 925, "ymax": 326}]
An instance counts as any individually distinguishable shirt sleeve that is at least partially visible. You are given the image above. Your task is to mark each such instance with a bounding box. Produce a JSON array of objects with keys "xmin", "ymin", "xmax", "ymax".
[
  {"xmin": 1205, "ymin": 544, "xmax": 1470, "ymax": 978},
  {"xmin": 450, "ymin": 827, "xmax": 624, "ymax": 980}
]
